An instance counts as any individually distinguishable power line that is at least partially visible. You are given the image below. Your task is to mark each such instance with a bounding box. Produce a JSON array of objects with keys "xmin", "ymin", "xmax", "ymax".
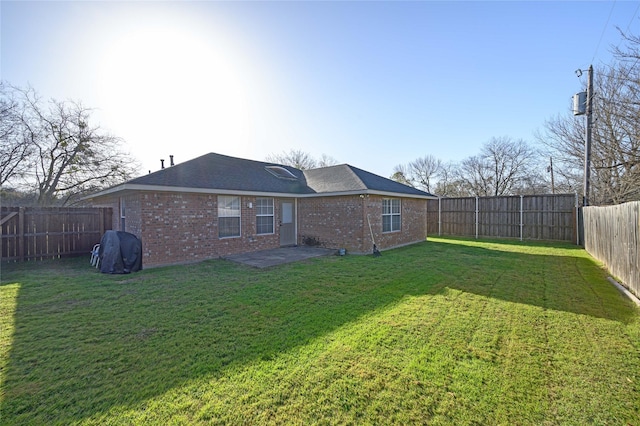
[
  {"xmin": 609, "ymin": 1, "xmax": 640, "ymax": 58},
  {"xmin": 624, "ymin": 2, "xmax": 640, "ymax": 32},
  {"xmin": 592, "ymin": 0, "xmax": 617, "ymax": 64}
]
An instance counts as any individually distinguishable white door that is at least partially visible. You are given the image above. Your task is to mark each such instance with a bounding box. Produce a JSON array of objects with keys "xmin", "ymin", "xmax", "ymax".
[{"xmin": 279, "ymin": 201, "xmax": 296, "ymax": 246}]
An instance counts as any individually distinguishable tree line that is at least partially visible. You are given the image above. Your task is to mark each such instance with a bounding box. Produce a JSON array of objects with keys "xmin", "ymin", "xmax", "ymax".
[{"xmin": 391, "ymin": 136, "xmax": 544, "ymax": 198}]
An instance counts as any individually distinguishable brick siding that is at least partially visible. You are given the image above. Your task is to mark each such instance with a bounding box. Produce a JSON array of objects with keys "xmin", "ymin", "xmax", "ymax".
[
  {"xmin": 298, "ymin": 195, "xmax": 427, "ymax": 254},
  {"xmin": 93, "ymin": 192, "xmax": 286, "ymax": 266},
  {"xmin": 92, "ymin": 191, "xmax": 427, "ymax": 266}
]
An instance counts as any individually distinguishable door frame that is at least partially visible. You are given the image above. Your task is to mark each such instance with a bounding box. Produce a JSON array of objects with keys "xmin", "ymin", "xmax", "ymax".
[{"xmin": 279, "ymin": 199, "xmax": 297, "ymax": 246}]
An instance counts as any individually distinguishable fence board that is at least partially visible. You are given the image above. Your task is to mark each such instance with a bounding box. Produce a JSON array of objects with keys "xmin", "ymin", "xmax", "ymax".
[
  {"xmin": 1, "ymin": 207, "xmax": 112, "ymax": 261},
  {"xmin": 427, "ymin": 194, "xmax": 577, "ymax": 242},
  {"xmin": 583, "ymin": 202, "xmax": 640, "ymax": 299}
]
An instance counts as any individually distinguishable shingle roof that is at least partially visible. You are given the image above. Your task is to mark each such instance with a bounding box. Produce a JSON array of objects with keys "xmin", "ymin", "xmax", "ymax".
[
  {"xmin": 92, "ymin": 152, "xmax": 434, "ymax": 199},
  {"xmin": 127, "ymin": 153, "xmax": 313, "ymax": 194},
  {"xmin": 303, "ymin": 164, "xmax": 433, "ymax": 197}
]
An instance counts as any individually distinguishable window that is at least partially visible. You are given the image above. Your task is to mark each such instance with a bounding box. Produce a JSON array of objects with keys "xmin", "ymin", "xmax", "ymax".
[
  {"xmin": 382, "ymin": 199, "xmax": 401, "ymax": 233},
  {"xmin": 256, "ymin": 197, "xmax": 274, "ymax": 235},
  {"xmin": 218, "ymin": 196, "xmax": 240, "ymax": 238}
]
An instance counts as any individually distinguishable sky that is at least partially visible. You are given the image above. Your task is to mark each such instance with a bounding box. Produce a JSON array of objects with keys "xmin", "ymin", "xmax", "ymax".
[{"xmin": 2, "ymin": 1, "xmax": 640, "ymax": 179}]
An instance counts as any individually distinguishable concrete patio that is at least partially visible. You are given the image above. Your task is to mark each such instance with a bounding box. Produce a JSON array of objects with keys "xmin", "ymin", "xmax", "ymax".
[{"xmin": 223, "ymin": 246, "xmax": 337, "ymax": 268}]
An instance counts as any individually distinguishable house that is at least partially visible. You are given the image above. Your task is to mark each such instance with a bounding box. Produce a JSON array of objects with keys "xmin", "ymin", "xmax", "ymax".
[{"xmin": 85, "ymin": 153, "xmax": 435, "ymax": 267}]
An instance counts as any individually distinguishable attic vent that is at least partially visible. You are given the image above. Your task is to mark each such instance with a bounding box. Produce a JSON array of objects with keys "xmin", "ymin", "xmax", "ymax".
[{"xmin": 265, "ymin": 165, "xmax": 298, "ymax": 180}]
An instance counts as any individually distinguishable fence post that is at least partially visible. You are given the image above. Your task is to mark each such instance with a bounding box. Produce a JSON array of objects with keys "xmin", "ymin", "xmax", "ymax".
[
  {"xmin": 575, "ymin": 193, "xmax": 580, "ymax": 245},
  {"xmin": 438, "ymin": 197, "xmax": 442, "ymax": 236},
  {"xmin": 99, "ymin": 208, "xmax": 105, "ymax": 237},
  {"xmin": 475, "ymin": 196, "xmax": 479, "ymax": 239},
  {"xmin": 18, "ymin": 207, "xmax": 25, "ymax": 261},
  {"xmin": 520, "ymin": 195, "xmax": 524, "ymax": 241}
]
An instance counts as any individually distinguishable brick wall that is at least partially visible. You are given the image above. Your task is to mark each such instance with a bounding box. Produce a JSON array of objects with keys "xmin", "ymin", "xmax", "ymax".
[
  {"xmin": 298, "ymin": 195, "xmax": 366, "ymax": 252},
  {"xmin": 298, "ymin": 195, "xmax": 427, "ymax": 254},
  {"xmin": 92, "ymin": 191, "xmax": 428, "ymax": 266},
  {"xmin": 138, "ymin": 192, "xmax": 284, "ymax": 266},
  {"xmin": 92, "ymin": 192, "xmax": 286, "ymax": 267},
  {"xmin": 374, "ymin": 197, "xmax": 427, "ymax": 251}
]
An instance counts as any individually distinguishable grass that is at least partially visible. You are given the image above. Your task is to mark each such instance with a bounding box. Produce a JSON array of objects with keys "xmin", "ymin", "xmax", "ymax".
[{"xmin": 1, "ymin": 237, "xmax": 639, "ymax": 425}]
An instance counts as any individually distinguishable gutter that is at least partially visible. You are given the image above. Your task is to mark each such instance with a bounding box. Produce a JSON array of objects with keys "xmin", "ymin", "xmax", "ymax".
[{"xmin": 83, "ymin": 184, "xmax": 437, "ymax": 202}]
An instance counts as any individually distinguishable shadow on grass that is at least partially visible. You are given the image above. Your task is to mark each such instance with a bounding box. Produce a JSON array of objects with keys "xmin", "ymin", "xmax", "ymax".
[
  {"xmin": 0, "ymin": 238, "xmax": 637, "ymax": 424},
  {"xmin": 423, "ymin": 237, "xmax": 638, "ymax": 323}
]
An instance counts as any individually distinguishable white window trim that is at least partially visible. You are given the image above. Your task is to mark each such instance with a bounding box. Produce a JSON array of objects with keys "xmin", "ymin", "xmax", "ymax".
[
  {"xmin": 218, "ymin": 195, "xmax": 241, "ymax": 239},
  {"xmin": 256, "ymin": 197, "xmax": 275, "ymax": 235},
  {"xmin": 382, "ymin": 198, "xmax": 401, "ymax": 233}
]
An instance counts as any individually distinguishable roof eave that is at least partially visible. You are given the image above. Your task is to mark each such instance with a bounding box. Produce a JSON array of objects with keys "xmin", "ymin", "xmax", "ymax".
[
  {"xmin": 297, "ymin": 189, "xmax": 436, "ymax": 199},
  {"xmin": 84, "ymin": 184, "xmax": 436, "ymax": 201},
  {"xmin": 83, "ymin": 184, "xmax": 309, "ymax": 200}
]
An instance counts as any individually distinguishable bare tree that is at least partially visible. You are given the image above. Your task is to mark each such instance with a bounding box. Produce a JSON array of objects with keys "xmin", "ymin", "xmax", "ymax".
[
  {"xmin": 434, "ymin": 162, "xmax": 466, "ymax": 197},
  {"xmin": 456, "ymin": 155, "xmax": 492, "ymax": 196},
  {"xmin": 390, "ymin": 165, "xmax": 412, "ymax": 187},
  {"xmin": 266, "ymin": 149, "xmax": 339, "ymax": 170},
  {"xmin": 0, "ymin": 82, "xmax": 33, "ymax": 186},
  {"xmin": 591, "ymin": 64, "xmax": 640, "ymax": 203},
  {"xmin": 539, "ymin": 62, "xmax": 640, "ymax": 204},
  {"xmin": 318, "ymin": 153, "xmax": 339, "ymax": 168},
  {"xmin": 5, "ymin": 85, "xmax": 138, "ymax": 205},
  {"xmin": 392, "ymin": 155, "xmax": 443, "ymax": 192},
  {"xmin": 266, "ymin": 149, "xmax": 317, "ymax": 170},
  {"xmin": 408, "ymin": 155, "xmax": 442, "ymax": 193},
  {"xmin": 457, "ymin": 137, "xmax": 538, "ymax": 197}
]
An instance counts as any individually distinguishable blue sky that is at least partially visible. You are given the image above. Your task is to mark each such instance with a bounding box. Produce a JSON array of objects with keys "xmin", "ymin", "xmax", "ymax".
[{"xmin": 2, "ymin": 1, "xmax": 639, "ymax": 179}]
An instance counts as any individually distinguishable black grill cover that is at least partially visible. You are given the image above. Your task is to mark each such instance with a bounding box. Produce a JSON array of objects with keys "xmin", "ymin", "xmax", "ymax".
[{"xmin": 98, "ymin": 230, "xmax": 142, "ymax": 274}]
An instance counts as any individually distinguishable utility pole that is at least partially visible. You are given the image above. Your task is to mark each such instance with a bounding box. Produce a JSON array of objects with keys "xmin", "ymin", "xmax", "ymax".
[{"xmin": 583, "ymin": 65, "xmax": 594, "ymax": 206}]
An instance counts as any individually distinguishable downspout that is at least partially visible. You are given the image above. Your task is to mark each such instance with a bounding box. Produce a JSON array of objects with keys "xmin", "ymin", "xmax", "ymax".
[
  {"xmin": 361, "ymin": 194, "xmax": 368, "ymax": 253},
  {"xmin": 294, "ymin": 198, "xmax": 298, "ymax": 246},
  {"xmin": 362, "ymin": 195, "xmax": 366, "ymax": 253}
]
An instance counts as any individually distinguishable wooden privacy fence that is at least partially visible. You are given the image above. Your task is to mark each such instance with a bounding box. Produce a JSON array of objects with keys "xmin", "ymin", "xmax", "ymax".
[
  {"xmin": 1, "ymin": 207, "xmax": 112, "ymax": 262},
  {"xmin": 583, "ymin": 202, "xmax": 640, "ymax": 299},
  {"xmin": 427, "ymin": 194, "xmax": 579, "ymax": 242}
]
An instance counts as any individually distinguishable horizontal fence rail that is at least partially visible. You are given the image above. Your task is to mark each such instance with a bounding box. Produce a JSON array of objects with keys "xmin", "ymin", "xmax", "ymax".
[
  {"xmin": 583, "ymin": 202, "xmax": 640, "ymax": 299},
  {"xmin": 1, "ymin": 207, "xmax": 112, "ymax": 262},
  {"xmin": 427, "ymin": 194, "xmax": 578, "ymax": 243}
]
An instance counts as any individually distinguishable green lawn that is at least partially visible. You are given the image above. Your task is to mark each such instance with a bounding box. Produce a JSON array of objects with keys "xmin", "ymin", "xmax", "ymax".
[{"xmin": 1, "ymin": 237, "xmax": 639, "ymax": 425}]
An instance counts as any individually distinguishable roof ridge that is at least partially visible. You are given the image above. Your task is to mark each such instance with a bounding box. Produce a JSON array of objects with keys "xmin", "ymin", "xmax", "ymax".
[{"xmin": 342, "ymin": 164, "xmax": 367, "ymax": 188}]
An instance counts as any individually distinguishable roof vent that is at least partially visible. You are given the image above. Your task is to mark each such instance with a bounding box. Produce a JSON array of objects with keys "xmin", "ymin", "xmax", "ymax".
[{"xmin": 265, "ymin": 165, "xmax": 298, "ymax": 180}]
